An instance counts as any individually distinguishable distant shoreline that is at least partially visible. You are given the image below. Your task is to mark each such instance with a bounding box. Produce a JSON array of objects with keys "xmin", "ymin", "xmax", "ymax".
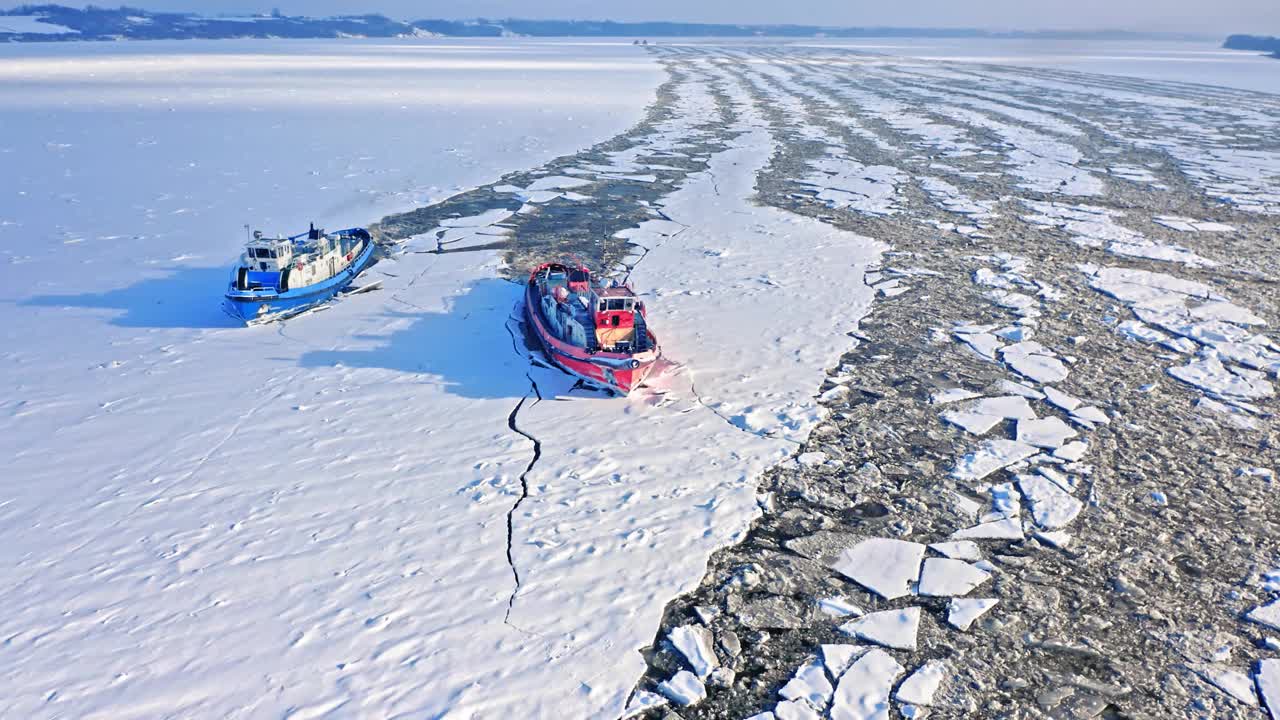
[{"xmin": 0, "ymin": 6, "xmax": 1221, "ymax": 44}]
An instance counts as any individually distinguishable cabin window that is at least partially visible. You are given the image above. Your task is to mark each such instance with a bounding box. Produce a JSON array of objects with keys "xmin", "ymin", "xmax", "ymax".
[
  {"xmin": 623, "ymin": 300, "xmax": 634, "ymax": 311},
  {"xmin": 599, "ymin": 301, "xmax": 607, "ymax": 312},
  {"xmin": 607, "ymin": 299, "xmax": 625, "ymax": 311},
  {"xmin": 569, "ymin": 270, "xmax": 589, "ymax": 283}
]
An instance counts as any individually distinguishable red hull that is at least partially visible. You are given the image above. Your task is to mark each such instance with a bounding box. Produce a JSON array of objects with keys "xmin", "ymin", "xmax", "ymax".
[{"xmin": 524, "ymin": 273, "xmax": 660, "ymax": 395}]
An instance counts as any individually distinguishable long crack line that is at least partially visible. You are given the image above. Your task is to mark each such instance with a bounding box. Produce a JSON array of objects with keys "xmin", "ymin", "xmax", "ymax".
[{"xmin": 503, "ymin": 372, "xmax": 542, "ymax": 625}]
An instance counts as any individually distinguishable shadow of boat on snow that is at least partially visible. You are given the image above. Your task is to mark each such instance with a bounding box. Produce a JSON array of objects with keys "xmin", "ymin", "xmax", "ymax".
[
  {"xmin": 20, "ymin": 266, "xmax": 240, "ymax": 329},
  {"xmin": 298, "ymin": 277, "xmax": 535, "ymax": 400}
]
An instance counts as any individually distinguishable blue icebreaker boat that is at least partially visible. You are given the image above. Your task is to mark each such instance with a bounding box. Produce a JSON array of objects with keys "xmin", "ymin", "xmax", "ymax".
[{"xmin": 223, "ymin": 224, "xmax": 376, "ymax": 324}]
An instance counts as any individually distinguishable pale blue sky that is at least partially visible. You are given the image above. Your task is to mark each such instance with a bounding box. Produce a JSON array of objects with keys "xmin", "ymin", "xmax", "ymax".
[{"xmin": 7, "ymin": 1, "xmax": 1280, "ymax": 34}]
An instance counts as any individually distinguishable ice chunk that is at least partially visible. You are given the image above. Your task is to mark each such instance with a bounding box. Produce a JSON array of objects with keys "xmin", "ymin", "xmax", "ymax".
[
  {"xmin": 830, "ymin": 648, "xmax": 905, "ymax": 720},
  {"xmin": 958, "ymin": 332, "xmax": 1003, "ymax": 362},
  {"xmin": 1257, "ymin": 659, "xmax": 1280, "ymax": 720},
  {"xmin": 952, "ymin": 439, "xmax": 1040, "ymax": 481},
  {"xmin": 838, "ymin": 607, "xmax": 921, "ymax": 651},
  {"xmin": 818, "ymin": 597, "xmax": 866, "ymax": 618},
  {"xmin": 928, "ymin": 540, "xmax": 982, "ymax": 562},
  {"xmin": 895, "ymin": 659, "xmax": 949, "ymax": 707},
  {"xmin": 659, "ymin": 670, "xmax": 707, "ymax": 706},
  {"xmin": 996, "ymin": 379, "xmax": 1045, "ymax": 399},
  {"xmin": 917, "ymin": 558, "xmax": 991, "ymax": 597},
  {"xmin": 1037, "ymin": 465, "xmax": 1074, "ymax": 493},
  {"xmin": 622, "ymin": 690, "xmax": 669, "ymax": 719},
  {"xmin": 1001, "ymin": 342, "xmax": 1069, "ymax": 383},
  {"xmin": 941, "ymin": 411, "xmax": 1003, "ymax": 435},
  {"xmin": 823, "ymin": 644, "xmax": 867, "ymax": 680},
  {"xmin": 1042, "ymin": 386, "xmax": 1082, "ymax": 412},
  {"xmin": 744, "ymin": 714, "xmax": 777, "ymax": 720},
  {"xmin": 1169, "ymin": 355, "xmax": 1274, "ymax": 400},
  {"xmin": 779, "ymin": 657, "xmax": 835, "ymax": 709},
  {"xmin": 831, "ymin": 538, "xmax": 926, "ymax": 600},
  {"xmin": 1191, "ymin": 301, "xmax": 1264, "ymax": 326},
  {"xmin": 1016, "ymin": 417, "xmax": 1078, "ymax": 449},
  {"xmin": 1053, "ymin": 441, "xmax": 1089, "ymax": 462},
  {"xmin": 1017, "ymin": 474, "xmax": 1084, "ymax": 529},
  {"xmin": 951, "ymin": 517, "xmax": 1024, "ymax": 540},
  {"xmin": 947, "ymin": 598, "xmax": 998, "ymax": 631},
  {"xmin": 964, "ymin": 395, "xmax": 1038, "ymax": 419},
  {"xmin": 931, "ymin": 388, "xmax": 982, "ymax": 405},
  {"xmin": 669, "ymin": 624, "xmax": 719, "ymax": 678},
  {"xmin": 1035, "ymin": 530, "xmax": 1073, "ymax": 548},
  {"xmin": 774, "ymin": 700, "xmax": 821, "ymax": 720},
  {"xmin": 1248, "ymin": 599, "xmax": 1280, "ymax": 632},
  {"xmin": 1192, "ymin": 665, "xmax": 1258, "ymax": 706},
  {"xmin": 1070, "ymin": 406, "xmax": 1111, "ymax": 426}
]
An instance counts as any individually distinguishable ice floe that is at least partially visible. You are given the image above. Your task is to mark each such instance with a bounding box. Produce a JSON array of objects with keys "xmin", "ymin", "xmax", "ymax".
[
  {"xmin": 775, "ymin": 699, "xmax": 822, "ymax": 720},
  {"xmin": 1154, "ymin": 216, "xmax": 1236, "ymax": 233},
  {"xmin": 947, "ymin": 598, "xmax": 999, "ymax": 631},
  {"xmin": 839, "ymin": 607, "xmax": 922, "ymax": 651},
  {"xmin": 951, "ymin": 517, "xmax": 1025, "ymax": 541},
  {"xmin": 779, "ymin": 657, "xmax": 835, "ymax": 708},
  {"xmin": 917, "ymin": 557, "xmax": 992, "ymax": 597},
  {"xmin": 659, "ymin": 670, "xmax": 707, "ymax": 706},
  {"xmin": 1192, "ymin": 665, "xmax": 1259, "ymax": 706},
  {"xmin": 1015, "ymin": 416, "xmax": 1078, "ymax": 449},
  {"xmin": 823, "ymin": 644, "xmax": 867, "ymax": 680},
  {"xmin": 931, "ymin": 388, "xmax": 982, "ymax": 405},
  {"xmin": 895, "ymin": 659, "xmax": 949, "ymax": 708},
  {"xmin": 1257, "ymin": 659, "xmax": 1280, "ymax": 720},
  {"xmin": 1248, "ymin": 599, "xmax": 1280, "ymax": 632},
  {"xmin": 830, "ymin": 648, "xmax": 905, "ymax": 720},
  {"xmin": 929, "ymin": 540, "xmax": 983, "ymax": 562},
  {"xmin": 622, "ymin": 690, "xmax": 669, "ymax": 718},
  {"xmin": 832, "ymin": 538, "xmax": 926, "ymax": 600},
  {"xmin": 669, "ymin": 624, "xmax": 719, "ymax": 678},
  {"xmin": 1017, "ymin": 474, "xmax": 1084, "ymax": 529},
  {"xmin": 952, "ymin": 439, "xmax": 1040, "ymax": 481},
  {"xmin": 1000, "ymin": 342, "xmax": 1070, "ymax": 383},
  {"xmin": 1023, "ymin": 200, "xmax": 1216, "ymax": 267}
]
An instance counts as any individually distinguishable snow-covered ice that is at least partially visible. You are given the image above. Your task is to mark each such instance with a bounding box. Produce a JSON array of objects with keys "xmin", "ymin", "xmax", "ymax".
[
  {"xmin": 838, "ymin": 607, "xmax": 922, "ymax": 651},
  {"xmin": 917, "ymin": 557, "xmax": 992, "ymax": 597},
  {"xmin": 830, "ymin": 648, "xmax": 905, "ymax": 720},
  {"xmin": 779, "ymin": 657, "xmax": 835, "ymax": 708},
  {"xmin": 1258, "ymin": 659, "xmax": 1280, "ymax": 720},
  {"xmin": 1017, "ymin": 474, "xmax": 1085, "ymax": 529},
  {"xmin": 1248, "ymin": 599, "xmax": 1280, "ymax": 632},
  {"xmin": 895, "ymin": 659, "xmax": 949, "ymax": 708},
  {"xmin": 832, "ymin": 538, "xmax": 926, "ymax": 600},
  {"xmin": 823, "ymin": 644, "xmax": 867, "ymax": 680},
  {"xmin": 670, "ymin": 624, "xmax": 719, "ymax": 678},
  {"xmin": 952, "ymin": 439, "xmax": 1041, "ymax": 481},
  {"xmin": 952, "ymin": 517, "xmax": 1026, "ymax": 541},
  {"xmin": 1015, "ymin": 416, "xmax": 1078, "ymax": 449},
  {"xmin": 948, "ymin": 598, "xmax": 999, "ymax": 631},
  {"xmin": 659, "ymin": 670, "xmax": 708, "ymax": 706},
  {"xmin": 929, "ymin": 540, "xmax": 983, "ymax": 562}
]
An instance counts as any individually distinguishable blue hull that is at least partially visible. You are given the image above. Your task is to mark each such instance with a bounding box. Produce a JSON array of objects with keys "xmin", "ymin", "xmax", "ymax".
[{"xmin": 223, "ymin": 238, "xmax": 376, "ymax": 324}]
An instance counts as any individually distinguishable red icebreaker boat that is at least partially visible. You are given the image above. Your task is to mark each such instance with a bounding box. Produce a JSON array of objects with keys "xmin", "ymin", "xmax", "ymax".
[{"xmin": 524, "ymin": 262, "xmax": 661, "ymax": 394}]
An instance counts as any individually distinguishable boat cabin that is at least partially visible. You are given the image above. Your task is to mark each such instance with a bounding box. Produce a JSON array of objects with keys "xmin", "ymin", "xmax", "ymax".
[
  {"xmin": 243, "ymin": 233, "xmax": 295, "ymax": 273},
  {"xmin": 593, "ymin": 286, "xmax": 645, "ymax": 351}
]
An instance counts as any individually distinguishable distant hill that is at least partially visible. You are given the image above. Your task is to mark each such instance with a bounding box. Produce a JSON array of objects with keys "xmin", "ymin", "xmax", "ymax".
[
  {"xmin": 0, "ymin": 5, "xmax": 1216, "ymax": 43},
  {"xmin": 0, "ymin": 5, "xmax": 422, "ymax": 41},
  {"xmin": 1223, "ymin": 34, "xmax": 1280, "ymax": 58}
]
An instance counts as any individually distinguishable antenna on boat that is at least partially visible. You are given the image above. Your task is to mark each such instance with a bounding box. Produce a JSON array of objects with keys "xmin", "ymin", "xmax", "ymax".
[{"xmin": 244, "ymin": 224, "xmax": 250, "ymax": 243}]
